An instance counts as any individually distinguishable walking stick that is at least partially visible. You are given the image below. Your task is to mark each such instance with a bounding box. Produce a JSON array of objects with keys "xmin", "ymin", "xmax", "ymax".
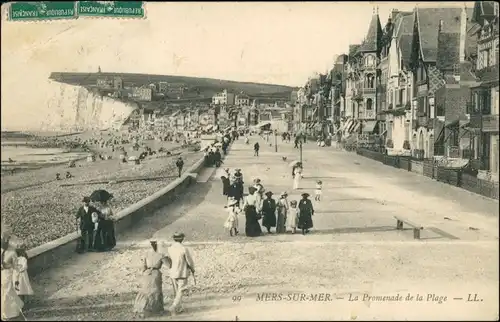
[{"xmin": 19, "ymin": 308, "xmax": 28, "ymax": 321}]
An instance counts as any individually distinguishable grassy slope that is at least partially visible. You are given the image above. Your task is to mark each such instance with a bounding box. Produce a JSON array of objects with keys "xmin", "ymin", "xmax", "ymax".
[{"xmin": 49, "ymin": 72, "xmax": 297, "ymax": 98}]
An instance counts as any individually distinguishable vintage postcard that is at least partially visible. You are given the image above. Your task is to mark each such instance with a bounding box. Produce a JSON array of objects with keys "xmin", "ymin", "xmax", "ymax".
[{"xmin": 1, "ymin": 1, "xmax": 498, "ymax": 321}]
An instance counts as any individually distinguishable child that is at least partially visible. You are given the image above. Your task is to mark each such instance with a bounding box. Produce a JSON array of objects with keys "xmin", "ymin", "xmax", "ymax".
[
  {"xmin": 315, "ymin": 180, "xmax": 322, "ymax": 201},
  {"xmin": 224, "ymin": 198, "xmax": 240, "ymax": 237},
  {"xmin": 288, "ymin": 200, "xmax": 299, "ymax": 234},
  {"xmin": 14, "ymin": 247, "xmax": 34, "ymax": 305}
]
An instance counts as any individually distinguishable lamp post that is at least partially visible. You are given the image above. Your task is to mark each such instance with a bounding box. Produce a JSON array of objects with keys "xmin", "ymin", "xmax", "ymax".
[
  {"xmin": 274, "ymin": 129, "xmax": 278, "ymax": 152},
  {"xmin": 299, "ymin": 140, "xmax": 303, "ymax": 165}
]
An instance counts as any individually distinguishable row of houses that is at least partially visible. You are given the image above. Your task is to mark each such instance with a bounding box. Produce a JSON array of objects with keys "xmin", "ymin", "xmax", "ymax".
[
  {"xmin": 211, "ymin": 89, "xmax": 253, "ymax": 106},
  {"xmin": 125, "ymin": 98, "xmax": 294, "ymax": 133},
  {"xmin": 96, "ymin": 77, "xmax": 186, "ymax": 102},
  {"xmin": 295, "ymin": 2, "xmax": 499, "ymax": 178}
]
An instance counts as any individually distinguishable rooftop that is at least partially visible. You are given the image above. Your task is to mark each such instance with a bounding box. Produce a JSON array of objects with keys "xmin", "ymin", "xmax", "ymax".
[
  {"xmin": 359, "ymin": 13, "xmax": 383, "ymax": 53},
  {"xmin": 415, "ymin": 7, "xmax": 473, "ymax": 62},
  {"xmin": 472, "ymin": 1, "xmax": 497, "ymax": 23}
]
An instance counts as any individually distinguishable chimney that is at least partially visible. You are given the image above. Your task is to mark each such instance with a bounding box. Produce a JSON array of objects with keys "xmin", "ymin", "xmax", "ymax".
[{"xmin": 459, "ymin": 5, "xmax": 467, "ymax": 63}]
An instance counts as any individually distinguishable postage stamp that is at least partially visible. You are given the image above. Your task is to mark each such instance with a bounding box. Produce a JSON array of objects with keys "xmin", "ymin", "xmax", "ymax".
[
  {"xmin": 77, "ymin": 1, "xmax": 144, "ymax": 18},
  {"xmin": 8, "ymin": 1, "xmax": 77, "ymax": 21}
]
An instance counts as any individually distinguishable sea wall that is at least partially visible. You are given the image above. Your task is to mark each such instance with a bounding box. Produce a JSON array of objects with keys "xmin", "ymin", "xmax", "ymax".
[
  {"xmin": 43, "ymin": 82, "xmax": 136, "ymax": 132},
  {"xmin": 26, "ymin": 156, "xmax": 206, "ymax": 276}
]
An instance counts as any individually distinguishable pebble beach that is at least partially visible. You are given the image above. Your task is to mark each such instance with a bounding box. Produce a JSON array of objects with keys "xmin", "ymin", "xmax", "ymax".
[{"xmin": 1, "ymin": 129, "xmax": 202, "ymax": 250}]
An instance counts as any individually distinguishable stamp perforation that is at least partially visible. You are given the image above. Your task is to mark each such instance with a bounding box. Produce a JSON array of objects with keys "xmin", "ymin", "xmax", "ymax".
[{"xmin": 3, "ymin": 1, "xmax": 147, "ymax": 22}]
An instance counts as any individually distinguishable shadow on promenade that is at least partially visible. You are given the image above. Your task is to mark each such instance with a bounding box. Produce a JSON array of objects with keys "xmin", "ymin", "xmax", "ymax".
[
  {"xmin": 31, "ymin": 183, "xmax": 212, "ymax": 306},
  {"xmin": 26, "ymin": 284, "xmax": 285, "ymax": 320},
  {"xmin": 311, "ymin": 225, "xmax": 397, "ymax": 235}
]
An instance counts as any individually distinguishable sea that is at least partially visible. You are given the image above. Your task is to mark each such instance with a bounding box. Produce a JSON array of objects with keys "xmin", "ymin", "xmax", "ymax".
[{"xmin": 1, "ymin": 139, "xmax": 88, "ymax": 169}]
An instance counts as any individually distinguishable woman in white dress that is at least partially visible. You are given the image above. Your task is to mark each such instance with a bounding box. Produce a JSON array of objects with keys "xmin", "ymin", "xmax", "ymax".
[
  {"xmin": 224, "ymin": 197, "xmax": 240, "ymax": 236},
  {"xmin": 293, "ymin": 165, "xmax": 302, "ymax": 190},
  {"xmin": 13, "ymin": 247, "xmax": 34, "ymax": 305},
  {"xmin": 1, "ymin": 233, "xmax": 24, "ymax": 321},
  {"xmin": 288, "ymin": 200, "xmax": 299, "ymax": 234}
]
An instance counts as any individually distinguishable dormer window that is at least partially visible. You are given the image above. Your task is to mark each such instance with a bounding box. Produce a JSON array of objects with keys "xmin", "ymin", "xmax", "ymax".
[{"xmin": 365, "ymin": 55, "xmax": 375, "ymax": 67}]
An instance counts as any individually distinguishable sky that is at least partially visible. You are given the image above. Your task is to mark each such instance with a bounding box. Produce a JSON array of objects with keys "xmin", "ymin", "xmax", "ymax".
[{"xmin": 1, "ymin": 2, "xmax": 472, "ymax": 130}]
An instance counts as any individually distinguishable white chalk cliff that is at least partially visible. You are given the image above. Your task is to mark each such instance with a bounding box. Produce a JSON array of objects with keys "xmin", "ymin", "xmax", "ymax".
[{"xmin": 41, "ymin": 82, "xmax": 135, "ymax": 132}]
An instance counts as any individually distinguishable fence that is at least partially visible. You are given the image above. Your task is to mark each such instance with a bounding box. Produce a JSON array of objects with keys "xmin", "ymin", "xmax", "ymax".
[{"xmin": 354, "ymin": 148, "xmax": 499, "ymax": 200}]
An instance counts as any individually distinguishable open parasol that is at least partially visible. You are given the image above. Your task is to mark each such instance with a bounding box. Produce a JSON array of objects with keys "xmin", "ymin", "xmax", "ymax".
[
  {"xmin": 90, "ymin": 189, "xmax": 113, "ymax": 202},
  {"xmin": 288, "ymin": 160, "xmax": 300, "ymax": 168}
]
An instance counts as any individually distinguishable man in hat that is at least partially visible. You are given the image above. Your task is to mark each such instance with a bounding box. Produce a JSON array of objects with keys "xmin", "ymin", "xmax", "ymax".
[
  {"xmin": 253, "ymin": 142, "xmax": 260, "ymax": 156},
  {"xmin": 167, "ymin": 232, "xmax": 195, "ymax": 315},
  {"xmin": 75, "ymin": 196, "xmax": 99, "ymax": 253},
  {"xmin": 175, "ymin": 157, "xmax": 184, "ymax": 178}
]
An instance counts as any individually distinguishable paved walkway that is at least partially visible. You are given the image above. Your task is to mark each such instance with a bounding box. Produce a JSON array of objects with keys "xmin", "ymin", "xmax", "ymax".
[{"xmin": 27, "ymin": 136, "xmax": 499, "ymax": 321}]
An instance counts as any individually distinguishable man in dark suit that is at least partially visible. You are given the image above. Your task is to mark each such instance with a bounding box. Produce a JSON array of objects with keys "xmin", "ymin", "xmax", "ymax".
[
  {"xmin": 175, "ymin": 157, "xmax": 184, "ymax": 178},
  {"xmin": 75, "ymin": 196, "xmax": 98, "ymax": 253}
]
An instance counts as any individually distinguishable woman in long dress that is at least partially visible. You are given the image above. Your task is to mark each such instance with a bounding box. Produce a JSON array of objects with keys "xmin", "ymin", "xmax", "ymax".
[
  {"xmin": 293, "ymin": 166, "xmax": 302, "ymax": 190},
  {"xmin": 97, "ymin": 200, "xmax": 116, "ymax": 251},
  {"xmin": 220, "ymin": 176, "xmax": 230, "ymax": 197},
  {"xmin": 288, "ymin": 200, "xmax": 299, "ymax": 234},
  {"xmin": 1, "ymin": 233, "xmax": 24, "ymax": 321},
  {"xmin": 276, "ymin": 192, "xmax": 289, "ymax": 234},
  {"xmin": 298, "ymin": 193, "xmax": 314, "ymax": 235},
  {"xmin": 242, "ymin": 186, "xmax": 263, "ymax": 237},
  {"xmin": 261, "ymin": 191, "xmax": 277, "ymax": 234},
  {"xmin": 133, "ymin": 241, "xmax": 169, "ymax": 318},
  {"xmin": 13, "ymin": 248, "xmax": 34, "ymax": 306}
]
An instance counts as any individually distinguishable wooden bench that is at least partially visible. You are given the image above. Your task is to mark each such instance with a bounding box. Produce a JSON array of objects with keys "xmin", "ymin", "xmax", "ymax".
[{"xmin": 394, "ymin": 216, "xmax": 424, "ymax": 239}]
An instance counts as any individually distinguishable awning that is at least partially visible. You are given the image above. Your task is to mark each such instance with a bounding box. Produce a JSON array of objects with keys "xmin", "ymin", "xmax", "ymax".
[
  {"xmin": 459, "ymin": 120, "xmax": 470, "ymax": 128},
  {"xmin": 347, "ymin": 121, "xmax": 357, "ymax": 133},
  {"xmin": 434, "ymin": 119, "xmax": 445, "ymax": 142},
  {"xmin": 445, "ymin": 119, "xmax": 459, "ymax": 128},
  {"xmin": 256, "ymin": 121, "xmax": 271, "ymax": 128},
  {"xmin": 362, "ymin": 120, "xmax": 379, "ymax": 133},
  {"xmin": 342, "ymin": 119, "xmax": 353, "ymax": 131},
  {"xmin": 308, "ymin": 122, "xmax": 317, "ymax": 129},
  {"xmin": 352, "ymin": 122, "xmax": 361, "ymax": 133}
]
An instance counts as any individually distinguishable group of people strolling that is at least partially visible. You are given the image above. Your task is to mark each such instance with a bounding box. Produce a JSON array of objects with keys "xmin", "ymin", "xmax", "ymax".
[
  {"xmin": 132, "ymin": 232, "xmax": 195, "ymax": 318},
  {"xmin": 222, "ymin": 171, "xmax": 315, "ymax": 236},
  {"xmin": 75, "ymin": 196, "xmax": 116, "ymax": 253}
]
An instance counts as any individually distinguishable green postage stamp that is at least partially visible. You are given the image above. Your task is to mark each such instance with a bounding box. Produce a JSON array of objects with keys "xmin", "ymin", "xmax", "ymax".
[
  {"xmin": 8, "ymin": 2, "xmax": 77, "ymax": 21},
  {"xmin": 78, "ymin": 1, "xmax": 144, "ymax": 18},
  {"xmin": 6, "ymin": 1, "xmax": 145, "ymax": 21}
]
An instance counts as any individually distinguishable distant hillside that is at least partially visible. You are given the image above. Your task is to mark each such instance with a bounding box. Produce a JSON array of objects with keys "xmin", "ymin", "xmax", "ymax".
[{"xmin": 49, "ymin": 72, "xmax": 296, "ymax": 100}]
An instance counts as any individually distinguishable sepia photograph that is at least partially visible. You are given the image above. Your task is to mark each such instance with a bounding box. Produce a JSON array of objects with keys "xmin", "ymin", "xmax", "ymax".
[{"xmin": 1, "ymin": 1, "xmax": 499, "ymax": 321}]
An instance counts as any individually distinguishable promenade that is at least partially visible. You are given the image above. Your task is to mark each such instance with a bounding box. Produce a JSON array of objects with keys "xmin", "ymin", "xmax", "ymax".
[{"xmin": 27, "ymin": 136, "xmax": 499, "ymax": 321}]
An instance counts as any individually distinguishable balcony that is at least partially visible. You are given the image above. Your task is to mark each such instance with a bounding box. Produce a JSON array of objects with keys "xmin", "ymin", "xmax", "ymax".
[
  {"xmin": 476, "ymin": 64, "xmax": 500, "ymax": 84},
  {"xmin": 363, "ymin": 88, "xmax": 376, "ymax": 94},
  {"xmin": 361, "ymin": 110, "xmax": 376, "ymax": 120},
  {"xmin": 470, "ymin": 114, "xmax": 500, "ymax": 132}
]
